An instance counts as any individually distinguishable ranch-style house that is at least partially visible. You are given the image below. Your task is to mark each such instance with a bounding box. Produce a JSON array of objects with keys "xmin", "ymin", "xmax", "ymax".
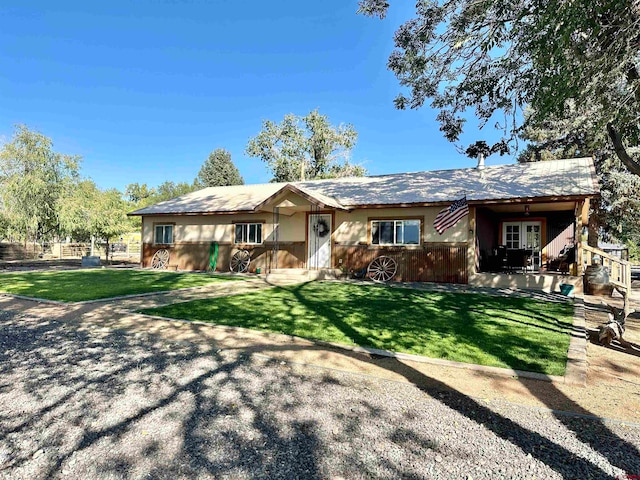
[{"xmin": 130, "ymin": 157, "xmax": 608, "ymax": 292}]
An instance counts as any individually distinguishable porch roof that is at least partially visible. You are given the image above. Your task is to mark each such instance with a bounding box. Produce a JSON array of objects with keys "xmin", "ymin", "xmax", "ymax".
[{"xmin": 129, "ymin": 157, "xmax": 598, "ymax": 216}]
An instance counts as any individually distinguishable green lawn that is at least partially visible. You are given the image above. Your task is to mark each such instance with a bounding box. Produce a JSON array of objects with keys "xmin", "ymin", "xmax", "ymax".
[
  {"xmin": 141, "ymin": 282, "xmax": 574, "ymax": 376},
  {"xmin": 0, "ymin": 269, "xmax": 243, "ymax": 302}
]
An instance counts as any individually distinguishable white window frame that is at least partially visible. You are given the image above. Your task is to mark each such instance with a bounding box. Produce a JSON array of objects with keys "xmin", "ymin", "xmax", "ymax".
[
  {"xmin": 234, "ymin": 222, "xmax": 263, "ymax": 245},
  {"xmin": 371, "ymin": 219, "xmax": 421, "ymax": 246},
  {"xmin": 154, "ymin": 224, "xmax": 174, "ymax": 245}
]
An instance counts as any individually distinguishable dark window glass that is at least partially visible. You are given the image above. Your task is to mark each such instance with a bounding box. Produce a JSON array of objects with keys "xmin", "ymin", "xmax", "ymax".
[
  {"xmin": 404, "ymin": 220, "xmax": 420, "ymax": 244},
  {"xmin": 379, "ymin": 221, "xmax": 394, "ymax": 244}
]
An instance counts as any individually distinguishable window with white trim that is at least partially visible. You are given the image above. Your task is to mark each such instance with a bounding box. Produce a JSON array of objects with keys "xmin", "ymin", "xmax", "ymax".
[
  {"xmin": 154, "ymin": 224, "xmax": 174, "ymax": 244},
  {"xmin": 371, "ymin": 219, "xmax": 420, "ymax": 245},
  {"xmin": 235, "ymin": 223, "xmax": 262, "ymax": 244}
]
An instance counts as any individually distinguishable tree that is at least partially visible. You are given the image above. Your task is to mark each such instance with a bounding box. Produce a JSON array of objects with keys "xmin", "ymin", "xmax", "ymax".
[
  {"xmin": 0, "ymin": 211, "xmax": 8, "ymax": 241},
  {"xmin": 194, "ymin": 148, "xmax": 243, "ymax": 188},
  {"xmin": 125, "ymin": 182, "xmax": 154, "ymax": 203},
  {"xmin": 358, "ymin": 1, "xmax": 640, "ymax": 173},
  {"xmin": 0, "ymin": 125, "xmax": 80, "ymax": 250},
  {"xmin": 152, "ymin": 181, "xmax": 196, "ymax": 202},
  {"xmin": 516, "ymin": 106, "xmax": 640, "ymax": 248},
  {"xmin": 246, "ymin": 109, "xmax": 365, "ymax": 182},
  {"xmin": 60, "ymin": 180, "xmax": 129, "ymax": 261}
]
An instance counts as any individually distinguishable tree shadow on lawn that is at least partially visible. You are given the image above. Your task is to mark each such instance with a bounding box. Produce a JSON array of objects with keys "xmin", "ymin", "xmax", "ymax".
[
  {"xmin": 281, "ymin": 282, "xmax": 573, "ymax": 375},
  {"xmin": 146, "ymin": 281, "xmax": 573, "ymax": 374},
  {"xmin": 283, "ymin": 282, "xmax": 640, "ymax": 476}
]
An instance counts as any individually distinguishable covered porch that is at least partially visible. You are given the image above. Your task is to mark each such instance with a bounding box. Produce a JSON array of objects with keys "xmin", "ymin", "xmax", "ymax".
[
  {"xmin": 471, "ymin": 198, "xmax": 588, "ymax": 275},
  {"xmin": 468, "ymin": 198, "xmax": 589, "ymax": 293}
]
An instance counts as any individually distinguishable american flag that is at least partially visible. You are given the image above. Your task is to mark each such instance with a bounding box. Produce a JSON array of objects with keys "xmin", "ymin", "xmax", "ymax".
[{"xmin": 433, "ymin": 196, "xmax": 469, "ymax": 234}]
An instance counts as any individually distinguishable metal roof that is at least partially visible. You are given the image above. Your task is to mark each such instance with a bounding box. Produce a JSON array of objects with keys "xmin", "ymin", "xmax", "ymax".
[{"xmin": 129, "ymin": 157, "xmax": 599, "ymax": 216}]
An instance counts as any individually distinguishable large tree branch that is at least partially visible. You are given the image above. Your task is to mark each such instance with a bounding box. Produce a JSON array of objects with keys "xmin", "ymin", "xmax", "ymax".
[{"xmin": 607, "ymin": 122, "xmax": 640, "ymax": 176}]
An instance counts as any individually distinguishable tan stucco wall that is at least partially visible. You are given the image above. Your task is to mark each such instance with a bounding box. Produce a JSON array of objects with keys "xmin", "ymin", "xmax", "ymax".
[
  {"xmin": 142, "ymin": 212, "xmax": 305, "ymax": 244},
  {"xmin": 276, "ymin": 212, "xmax": 306, "ymax": 242},
  {"xmin": 142, "ymin": 206, "xmax": 469, "ymax": 246},
  {"xmin": 334, "ymin": 207, "xmax": 469, "ymax": 245}
]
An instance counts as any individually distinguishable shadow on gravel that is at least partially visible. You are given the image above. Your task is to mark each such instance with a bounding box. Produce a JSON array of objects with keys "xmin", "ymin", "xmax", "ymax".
[
  {"xmin": 376, "ymin": 357, "xmax": 640, "ymax": 478},
  {"xmin": 2, "ymin": 292, "xmax": 640, "ymax": 479},
  {"xmin": 0, "ymin": 313, "xmax": 326, "ymax": 479}
]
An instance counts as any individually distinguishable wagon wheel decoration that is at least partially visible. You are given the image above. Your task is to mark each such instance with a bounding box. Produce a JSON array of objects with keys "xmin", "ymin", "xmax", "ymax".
[
  {"xmin": 367, "ymin": 255, "xmax": 397, "ymax": 283},
  {"xmin": 151, "ymin": 249, "xmax": 170, "ymax": 269},
  {"xmin": 230, "ymin": 249, "xmax": 251, "ymax": 273}
]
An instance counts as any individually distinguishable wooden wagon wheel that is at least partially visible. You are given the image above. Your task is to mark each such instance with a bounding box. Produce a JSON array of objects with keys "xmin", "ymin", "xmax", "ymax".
[
  {"xmin": 151, "ymin": 249, "xmax": 170, "ymax": 269},
  {"xmin": 367, "ymin": 255, "xmax": 397, "ymax": 283},
  {"xmin": 230, "ymin": 249, "xmax": 251, "ymax": 273}
]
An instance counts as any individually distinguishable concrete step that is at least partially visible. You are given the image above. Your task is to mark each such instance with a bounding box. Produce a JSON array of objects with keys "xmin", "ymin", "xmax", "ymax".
[{"xmin": 266, "ymin": 268, "xmax": 340, "ymax": 283}]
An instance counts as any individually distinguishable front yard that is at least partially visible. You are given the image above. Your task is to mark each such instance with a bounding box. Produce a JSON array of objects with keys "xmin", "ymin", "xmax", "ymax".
[
  {"xmin": 0, "ymin": 269, "xmax": 242, "ymax": 302},
  {"xmin": 141, "ymin": 282, "xmax": 574, "ymax": 375}
]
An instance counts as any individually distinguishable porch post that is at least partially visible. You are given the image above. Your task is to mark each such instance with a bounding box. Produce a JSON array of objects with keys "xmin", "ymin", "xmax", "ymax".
[
  {"xmin": 575, "ymin": 200, "xmax": 585, "ymax": 275},
  {"xmin": 466, "ymin": 206, "xmax": 477, "ymax": 277},
  {"xmin": 272, "ymin": 206, "xmax": 279, "ymax": 272}
]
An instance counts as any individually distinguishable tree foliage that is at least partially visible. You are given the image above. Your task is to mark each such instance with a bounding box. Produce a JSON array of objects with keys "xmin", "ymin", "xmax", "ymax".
[
  {"xmin": 246, "ymin": 109, "xmax": 365, "ymax": 182},
  {"xmin": 153, "ymin": 181, "xmax": 196, "ymax": 202},
  {"xmin": 125, "ymin": 182, "xmax": 155, "ymax": 204},
  {"xmin": 517, "ymin": 106, "xmax": 640, "ymax": 246},
  {"xmin": 194, "ymin": 148, "xmax": 243, "ymax": 188},
  {"xmin": 359, "ymin": 0, "xmax": 640, "ymax": 172},
  {"xmin": 60, "ymin": 180, "xmax": 129, "ymax": 259},
  {"xmin": 0, "ymin": 125, "xmax": 80, "ymax": 243},
  {"xmin": 125, "ymin": 181, "xmax": 196, "ymax": 206}
]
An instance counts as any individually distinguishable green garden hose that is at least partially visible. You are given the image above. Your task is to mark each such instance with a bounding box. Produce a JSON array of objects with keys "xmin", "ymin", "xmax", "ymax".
[{"xmin": 209, "ymin": 241, "xmax": 218, "ymax": 272}]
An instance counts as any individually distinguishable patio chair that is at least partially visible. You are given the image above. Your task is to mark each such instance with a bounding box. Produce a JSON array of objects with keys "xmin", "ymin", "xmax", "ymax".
[{"xmin": 505, "ymin": 249, "xmax": 527, "ymax": 273}]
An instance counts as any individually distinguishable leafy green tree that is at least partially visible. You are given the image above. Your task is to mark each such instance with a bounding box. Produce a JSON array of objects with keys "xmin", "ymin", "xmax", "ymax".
[
  {"xmin": 246, "ymin": 109, "xmax": 365, "ymax": 182},
  {"xmin": 125, "ymin": 182, "xmax": 154, "ymax": 203},
  {"xmin": 0, "ymin": 125, "xmax": 80, "ymax": 249},
  {"xmin": 516, "ymin": 106, "xmax": 640, "ymax": 247},
  {"xmin": 60, "ymin": 180, "xmax": 129, "ymax": 260},
  {"xmin": 0, "ymin": 211, "xmax": 9, "ymax": 241},
  {"xmin": 194, "ymin": 148, "xmax": 244, "ymax": 188},
  {"xmin": 152, "ymin": 181, "xmax": 196, "ymax": 202},
  {"xmin": 359, "ymin": 0, "xmax": 640, "ymax": 173}
]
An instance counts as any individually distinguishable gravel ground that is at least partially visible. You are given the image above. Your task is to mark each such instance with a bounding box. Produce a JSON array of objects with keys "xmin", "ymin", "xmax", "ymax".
[{"xmin": 1, "ymin": 310, "xmax": 640, "ymax": 480}]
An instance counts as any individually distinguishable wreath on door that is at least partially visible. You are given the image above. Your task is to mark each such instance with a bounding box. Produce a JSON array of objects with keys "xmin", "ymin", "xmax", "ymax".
[{"xmin": 312, "ymin": 218, "xmax": 330, "ymax": 238}]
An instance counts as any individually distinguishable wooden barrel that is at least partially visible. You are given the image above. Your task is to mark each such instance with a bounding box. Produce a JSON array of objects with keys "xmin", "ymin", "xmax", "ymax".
[{"xmin": 584, "ymin": 265, "xmax": 612, "ymax": 295}]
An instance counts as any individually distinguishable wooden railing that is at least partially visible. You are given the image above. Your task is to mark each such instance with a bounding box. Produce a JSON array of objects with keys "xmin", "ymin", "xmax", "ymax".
[{"xmin": 581, "ymin": 244, "xmax": 632, "ymax": 293}]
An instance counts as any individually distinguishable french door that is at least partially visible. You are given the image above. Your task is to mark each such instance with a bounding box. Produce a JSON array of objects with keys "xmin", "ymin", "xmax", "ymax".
[{"xmin": 503, "ymin": 221, "xmax": 542, "ymax": 271}]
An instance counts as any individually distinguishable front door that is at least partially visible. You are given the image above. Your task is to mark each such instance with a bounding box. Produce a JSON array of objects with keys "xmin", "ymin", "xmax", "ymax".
[
  {"xmin": 308, "ymin": 214, "xmax": 332, "ymax": 269},
  {"xmin": 503, "ymin": 221, "xmax": 542, "ymax": 270}
]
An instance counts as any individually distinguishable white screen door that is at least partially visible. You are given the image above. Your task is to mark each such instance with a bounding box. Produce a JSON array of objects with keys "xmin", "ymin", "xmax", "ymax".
[{"xmin": 308, "ymin": 214, "xmax": 332, "ymax": 269}]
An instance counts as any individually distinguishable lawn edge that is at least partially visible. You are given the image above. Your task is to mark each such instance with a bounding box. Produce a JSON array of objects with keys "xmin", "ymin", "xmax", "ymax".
[
  {"xmin": 0, "ymin": 292, "xmax": 67, "ymax": 305},
  {"xmin": 563, "ymin": 296, "xmax": 588, "ymax": 386},
  {"xmin": 135, "ymin": 309, "xmax": 569, "ymax": 384}
]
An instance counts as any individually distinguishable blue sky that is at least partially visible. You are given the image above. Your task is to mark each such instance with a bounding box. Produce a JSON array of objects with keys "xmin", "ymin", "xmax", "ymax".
[{"xmin": 0, "ymin": 1, "xmax": 507, "ymax": 191}]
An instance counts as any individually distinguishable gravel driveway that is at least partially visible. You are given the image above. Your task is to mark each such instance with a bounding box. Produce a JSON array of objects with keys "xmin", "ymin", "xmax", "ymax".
[{"xmin": 1, "ymin": 309, "xmax": 639, "ymax": 480}]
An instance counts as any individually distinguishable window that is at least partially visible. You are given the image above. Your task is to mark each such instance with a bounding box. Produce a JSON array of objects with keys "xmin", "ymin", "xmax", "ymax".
[
  {"xmin": 235, "ymin": 223, "xmax": 262, "ymax": 244},
  {"xmin": 371, "ymin": 219, "xmax": 420, "ymax": 245},
  {"xmin": 154, "ymin": 224, "xmax": 173, "ymax": 244}
]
